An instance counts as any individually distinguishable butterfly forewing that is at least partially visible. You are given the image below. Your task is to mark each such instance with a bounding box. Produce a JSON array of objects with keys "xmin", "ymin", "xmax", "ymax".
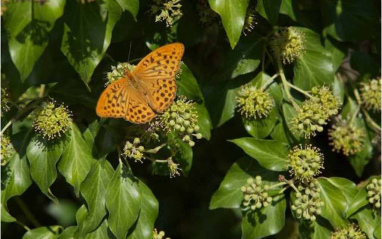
[
  {"xmin": 133, "ymin": 43, "xmax": 184, "ymax": 112},
  {"xmin": 96, "ymin": 78, "xmax": 129, "ymax": 118}
]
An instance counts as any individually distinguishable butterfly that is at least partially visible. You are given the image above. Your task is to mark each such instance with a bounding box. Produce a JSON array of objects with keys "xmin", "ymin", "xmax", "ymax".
[{"xmin": 96, "ymin": 43, "xmax": 184, "ymax": 124}]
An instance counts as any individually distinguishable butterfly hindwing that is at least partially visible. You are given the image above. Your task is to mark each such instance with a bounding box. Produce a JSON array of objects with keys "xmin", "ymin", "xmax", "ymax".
[
  {"xmin": 133, "ymin": 43, "xmax": 184, "ymax": 112},
  {"xmin": 123, "ymin": 88, "xmax": 156, "ymax": 124}
]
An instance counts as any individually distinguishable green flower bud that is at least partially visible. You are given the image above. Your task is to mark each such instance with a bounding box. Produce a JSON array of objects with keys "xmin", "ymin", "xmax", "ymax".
[
  {"xmin": 241, "ymin": 176, "xmax": 274, "ymax": 211},
  {"xmin": 330, "ymin": 224, "xmax": 366, "ymax": 239},
  {"xmin": 366, "ymin": 178, "xmax": 381, "ymax": 209},
  {"xmin": 329, "ymin": 119, "xmax": 365, "ymax": 156},
  {"xmin": 123, "ymin": 139, "xmax": 145, "ymax": 163},
  {"xmin": 153, "ymin": 228, "xmax": 171, "ymax": 239},
  {"xmin": 1, "ymin": 134, "xmax": 14, "ymax": 166},
  {"xmin": 150, "ymin": 0, "xmax": 183, "ymax": 27},
  {"xmin": 288, "ymin": 145, "xmax": 324, "ymax": 182},
  {"xmin": 270, "ymin": 27, "xmax": 305, "ymax": 64},
  {"xmin": 360, "ymin": 78, "xmax": 381, "ymax": 112}
]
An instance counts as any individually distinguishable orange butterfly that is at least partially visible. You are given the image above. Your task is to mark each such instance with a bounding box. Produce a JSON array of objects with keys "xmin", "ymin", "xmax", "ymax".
[{"xmin": 96, "ymin": 43, "xmax": 185, "ymax": 124}]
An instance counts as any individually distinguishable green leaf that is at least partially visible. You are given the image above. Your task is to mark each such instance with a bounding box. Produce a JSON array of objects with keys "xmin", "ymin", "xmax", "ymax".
[
  {"xmin": 281, "ymin": 102, "xmax": 302, "ymax": 142},
  {"xmin": 26, "ymin": 136, "xmax": 64, "ymax": 202},
  {"xmin": 75, "ymin": 160, "xmax": 114, "ymax": 237},
  {"xmin": 115, "ymin": 0, "xmax": 139, "ymax": 20},
  {"xmin": 58, "ymin": 122, "xmax": 95, "ymax": 196},
  {"xmin": 325, "ymin": 38, "xmax": 346, "ymax": 72},
  {"xmin": 22, "ymin": 226, "xmax": 61, "ymax": 239},
  {"xmin": 209, "ymin": 157, "xmax": 280, "ymax": 209},
  {"xmin": 332, "ymin": 76, "xmax": 345, "ymax": 105},
  {"xmin": 127, "ymin": 181, "xmax": 159, "ymax": 239},
  {"xmin": 230, "ymin": 138, "xmax": 289, "ymax": 171},
  {"xmin": 105, "ymin": 163, "xmax": 141, "ymax": 239},
  {"xmin": 256, "ymin": 0, "xmax": 281, "ymax": 25},
  {"xmin": 1, "ymin": 130, "xmax": 33, "ymax": 222},
  {"xmin": 3, "ymin": 0, "xmax": 66, "ymax": 81},
  {"xmin": 241, "ymin": 194, "xmax": 286, "ymax": 239},
  {"xmin": 208, "ymin": 0, "xmax": 250, "ymax": 48},
  {"xmin": 293, "ymin": 27, "xmax": 335, "ymax": 91},
  {"xmin": 321, "ymin": 0, "xmax": 379, "ymax": 42},
  {"xmin": 317, "ymin": 178, "xmax": 348, "ymax": 228},
  {"xmin": 375, "ymin": 223, "xmax": 381, "ymax": 239},
  {"xmin": 351, "ymin": 206, "xmax": 380, "ymax": 239},
  {"xmin": 177, "ymin": 63, "xmax": 212, "ymax": 139},
  {"xmin": 61, "ymin": 0, "xmax": 122, "ymax": 85}
]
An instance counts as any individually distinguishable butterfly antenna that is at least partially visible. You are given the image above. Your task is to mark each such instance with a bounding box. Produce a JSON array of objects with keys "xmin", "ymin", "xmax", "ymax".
[{"xmin": 128, "ymin": 42, "xmax": 132, "ymax": 62}]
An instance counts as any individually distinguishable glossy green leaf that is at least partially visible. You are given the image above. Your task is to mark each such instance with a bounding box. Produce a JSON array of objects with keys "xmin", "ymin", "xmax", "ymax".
[
  {"xmin": 241, "ymin": 194, "xmax": 286, "ymax": 239},
  {"xmin": 26, "ymin": 136, "xmax": 64, "ymax": 202},
  {"xmin": 105, "ymin": 163, "xmax": 141, "ymax": 239},
  {"xmin": 317, "ymin": 178, "xmax": 348, "ymax": 228},
  {"xmin": 332, "ymin": 76, "xmax": 345, "ymax": 105},
  {"xmin": 230, "ymin": 138, "xmax": 289, "ymax": 171},
  {"xmin": 3, "ymin": 0, "xmax": 66, "ymax": 81},
  {"xmin": 75, "ymin": 160, "xmax": 114, "ymax": 237},
  {"xmin": 61, "ymin": 0, "xmax": 122, "ymax": 85},
  {"xmin": 293, "ymin": 27, "xmax": 335, "ymax": 90},
  {"xmin": 127, "ymin": 181, "xmax": 159, "ymax": 239},
  {"xmin": 325, "ymin": 38, "xmax": 346, "ymax": 72},
  {"xmin": 256, "ymin": 0, "xmax": 281, "ymax": 25},
  {"xmin": 115, "ymin": 0, "xmax": 139, "ymax": 20},
  {"xmin": 209, "ymin": 157, "xmax": 280, "ymax": 209},
  {"xmin": 58, "ymin": 122, "xmax": 95, "ymax": 196},
  {"xmin": 22, "ymin": 226, "xmax": 61, "ymax": 239},
  {"xmin": 1, "ymin": 130, "xmax": 33, "ymax": 222},
  {"xmin": 351, "ymin": 206, "xmax": 380, "ymax": 239},
  {"xmin": 375, "ymin": 223, "xmax": 381, "ymax": 239},
  {"xmin": 321, "ymin": 0, "xmax": 379, "ymax": 42},
  {"xmin": 208, "ymin": 0, "xmax": 250, "ymax": 48}
]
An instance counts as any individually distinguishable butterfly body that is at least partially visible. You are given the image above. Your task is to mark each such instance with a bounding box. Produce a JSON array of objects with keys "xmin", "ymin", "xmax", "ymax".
[{"xmin": 96, "ymin": 43, "xmax": 184, "ymax": 124}]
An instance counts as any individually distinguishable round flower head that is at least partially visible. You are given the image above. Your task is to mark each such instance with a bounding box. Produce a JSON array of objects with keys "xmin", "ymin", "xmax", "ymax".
[
  {"xmin": 288, "ymin": 145, "xmax": 324, "ymax": 182},
  {"xmin": 150, "ymin": 0, "xmax": 183, "ymax": 27},
  {"xmin": 291, "ymin": 100, "xmax": 329, "ymax": 138},
  {"xmin": 331, "ymin": 224, "xmax": 366, "ymax": 239},
  {"xmin": 360, "ymin": 78, "xmax": 381, "ymax": 111},
  {"xmin": 243, "ymin": 7, "xmax": 257, "ymax": 36},
  {"xmin": 366, "ymin": 178, "xmax": 381, "ymax": 209},
  {"xmin": 123, "ymin": 138, "xmax": 145, "ymax": 163},
  {"xmin": 328, "ymin": 120, "xmax": 365, "ymax": 156},
  {"xmin": 154, "ymin": 96, "xmax": 202, "ymax": 147},
  {"xmin": 270, "ymin": 27, "xmax": 305, "ymax": 64},
  {"xmin": 1, "ymin": 134, "xmax": 14, "ymax": 166},
  {"xmin": 106, "ymin": 62, "xmax": 135, "ymax": 85},
  {"xmin": 33, "ymin": 101, "xmax": 72, "ymax": 140},
  {"xmin": 291, "ymin": 180, "xmax": 324, "ymax": 221},
  {"xmin": 153, "ymin": 228, "xmax": 170, "ymax": 239},
  {"xmin": 241, "ymin": 176, "xmax": 273, "ymax": 211},
  {"xmin": 197, "ymin": 0, "xmax": 219, "ymax": 26},
  {"xmin": 236, "ymin": 84, "xmax": 275, "ymax": 119},
  {"xmin": 311, "ymin": 86, "xmax": 341, "ymax": 116}
]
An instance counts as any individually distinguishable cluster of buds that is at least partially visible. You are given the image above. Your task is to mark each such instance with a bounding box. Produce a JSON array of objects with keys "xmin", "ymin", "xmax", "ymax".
[
  {"xmin": 288, "ymin": 145, "xmax": 324, "ymax": 182},
  {"xmin": 123, "ymin": 138, "xmax": 145, "ymax": 162},
  {"xmin": 1, "ymin": 134, "xmax": 14, "ymax": 166},
  {"xmin": 291, "ymin": 180, "xmax": 324, "ymax": 221},
  {"xmin": 33, "ymin": 101, "xmax": 72, "ymax": 140},
  {"xmin": 310, "ymin": 86, "xmax": 341, "ymax": 116},
  {"xmin": 330, "ymin": 224, "xmax": 366, "ymax": 239},
  {"xmin": 366, "ymin": 178, "xmax": 381, "ymax": 209},
  {"xmin": 196, "ymin": 0, "xmax": 218, "ymax": 26},
  {"xmin": 360, "ymin": 78, "xmax": 381, "ymax": 112},
  {"xmin": 241, "ymin": 176, "xmax": 273, "ymax": 211},
  {"xmin": 243, "ymin": 7, "xmax": 257, "ymax": 36},
  {"xmin": 270, "ymin": 27, "xmax": 305, "ymax": 64},
  {"xmin": 154, "ymin": 97, "xmax": 202, "ymax": 147},
  {"xmin": 328, "ymin": 120, "xmax": 365, "ymax": 156},
  {"xmin": 150, "ymin": 0, "xmax": 182, "ymax": 27},
  {"xmin": 106, "ymin": 62, "xmax": 134, "ymax": 85},
  {"xmin": 153, "ymin": 228, "xmax": 170, "ymax": 239},
  {"xmin": 236, "ymin": 84, "xmax": 275, "ymax": 119}
]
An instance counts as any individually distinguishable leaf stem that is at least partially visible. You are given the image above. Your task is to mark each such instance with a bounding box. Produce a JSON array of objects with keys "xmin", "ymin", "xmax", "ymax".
[
  {"xmin": 275, "ymin": 58, "xmax": 300, "ymax": 110},
  {"xmin": 286, "ymin": 81, "xmax": 313, "ymax": 98},
  {"xmin": 260, "ymin": 73, "xmax": 279, "ymax": 91},
  {"xmin": 15, "ymin": 197, "xmax": 41, "ymax": 228},
  {"xmin": 16, "ymin": 220, "xmax": 31, "ymax": 231}
]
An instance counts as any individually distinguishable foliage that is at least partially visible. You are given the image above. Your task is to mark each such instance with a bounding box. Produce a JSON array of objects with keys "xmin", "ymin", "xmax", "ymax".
[{"xmin": 1, "ymin": 0, "xmax": 381, "ymax": 238}]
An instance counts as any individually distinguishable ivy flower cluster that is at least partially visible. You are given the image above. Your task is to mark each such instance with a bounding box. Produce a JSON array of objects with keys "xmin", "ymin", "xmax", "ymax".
[
  {"xmin": 1, "ymin": 87, "xmax": 11, "ymax": 116},
  {"xmin": 150, "ymin": 0, "xmax": 182, "ymax": 27},
  {"xmin": 291, "ymin": 86, "xmax": 340, "ymax": 138},
  {"xmin": 288, "ymin": 145, "xmax": 324, "ymax": 182},
  {"xmin": 33, "ymin": 101, "xmax": 72, "ymax": 140},
  {"xmin": 106, "ymin": 62, "xmax": 134, "ymax": 85},
  {"xmin": 153, "ymin": 228, "xmax": 170, "ymax": 239},
  {"xmin": 291, "ymin": 180, "xmax": 324, "ymax": 222},
  {"xmin": 123, "ymin": 138, "xmax": 145, "ymax": 163},
  {"xmin": 330, "ymin": 224, "xmax": 366, "ymax": 239},
  {"xmin": 196, "ymin": 0, "xmax": 218, "ymax": 26},
  {"xmin": 236, "ymin": 84, "xmax": 275, "ymax": 119},
  {"xmin": 366, "ymin": 178, "xmax": 381, "ymax": 209},
  {"xmin": 243, "ymin": 7, "xmax": 257, "ymax": 36},
  {"xmin": 241, "ymin": 176, "xmax": 273, "ymax": 211},
  {"xmin": 154, "ymin": 97, "xmax": 202, "ymax": 147},
  {"xmin": 1, "ymin": 134, "xmax": 14, "ymax": 166},
  {"xmin": 328, "ymin": 120, "xmax": 365, "ymax": 156},
  {"xmin": 270, "ymin": 27, "xmax": 305, "ymax": 64},
  {"xmin": 360, "ymin": 78, "xmax": 381, "ymax": 111}
]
